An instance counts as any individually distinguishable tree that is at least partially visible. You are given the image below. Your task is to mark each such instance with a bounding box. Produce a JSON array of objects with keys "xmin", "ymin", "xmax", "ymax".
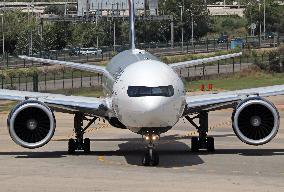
[
  {"xmin": 42, "ymin": 21, "xmax": 72, "ymax": 50},
  {"xmin": 16, "ymin": 23, "xmax": 41, "ymax": 55},
  {"xmin": 44, "ymin": 5, "xmax": 65, "ymax": 15},
  {"xmin": 0, "ymin": 11, "xmax": 28, "ymax": 54},
  {"xmin": 244, "ymin": 0, "xmax": 284, "ymax": 34},
  {"xmin": 159, "ymin": 0, "xmax": 211, "ymax": 41},
  {"xmin": 211, "ymin": 16, "xmax": 247, "ymax": 36}
]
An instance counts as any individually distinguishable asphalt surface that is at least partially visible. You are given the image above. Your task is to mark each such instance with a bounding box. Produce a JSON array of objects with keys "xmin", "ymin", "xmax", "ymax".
[{"xmin": 0, "ymin": 96, "xmax": 283, "ymax": 191}]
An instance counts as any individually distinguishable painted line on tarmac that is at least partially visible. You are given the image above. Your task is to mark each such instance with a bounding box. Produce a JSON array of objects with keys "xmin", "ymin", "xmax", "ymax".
[
  {"xmin": 98, "ymin": 156, "xmax": 105, "ymax": 162},
  {"xmin": 276, "ymin": 104, "xmax": 284, "ymax": 109},
  {"xmin": 97, "ymin": 155, "xmax": 128, "ymax": 166},
  {"xmin": 52, "ymin": 123, "xmax": 108, "ymax": 141},
  {"xmin": 178, "ymin": 120, "xmax": 232, "ymax": 139}
]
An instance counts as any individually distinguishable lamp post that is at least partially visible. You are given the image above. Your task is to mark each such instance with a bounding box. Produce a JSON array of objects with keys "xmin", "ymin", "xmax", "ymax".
[
  {"xmin": 256, "ymin": 0, "xmax": 261, "ymax": 48},
  {"xmin": 1, "ymin": 14, "xmax": 4, "ymax": 56},
  {"xmin": 64, "ymin": 0, "xmax": 68, "ymax": 16},
  {"xmin": 113, "ymin": 21, "xmax": 116, "ymax": 52},
  {"xmin": 1, "ymin": 0, "xmax": 5, "ymax": 56},
  {"xmin": 28, "ymin": 1, "xmax": 35, "ymax": 56},
  {"xmin": 191, "ymin": 12, "xmax": 194, "ymax": 48},
  {"xmin": 263, "ymin": 0, "xmax": 266, "ymax": 37},
  {"xmin": 179, "ymin": 5, "xmax": 184, "ymax": 52}
]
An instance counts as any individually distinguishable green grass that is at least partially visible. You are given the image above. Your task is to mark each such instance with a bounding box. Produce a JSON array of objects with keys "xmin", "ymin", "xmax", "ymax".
[{"xmin": 185, "ymin": 70, "xmax": 284, "ymax": 92}]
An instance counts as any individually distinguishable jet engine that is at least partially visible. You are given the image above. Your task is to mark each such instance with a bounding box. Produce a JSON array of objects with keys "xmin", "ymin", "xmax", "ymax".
[
  {"xmin": 7, "ymin": 100, "xmax": 56, "ymax": 149},
  {"xmin": 232, "ymin": 97, "xmax": 280, "ymax": 145}
]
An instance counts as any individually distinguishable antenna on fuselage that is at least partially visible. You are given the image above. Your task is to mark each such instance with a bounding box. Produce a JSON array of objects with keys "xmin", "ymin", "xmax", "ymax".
[{"xmin": 128, "ymin": 0, "xmax": 136, "ymax": 50}]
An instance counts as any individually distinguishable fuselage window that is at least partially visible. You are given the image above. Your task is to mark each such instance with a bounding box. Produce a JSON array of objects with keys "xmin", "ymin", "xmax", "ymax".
[{"xmin": 127, "ymin": 85, "xmax": 174, "ymax": 97}]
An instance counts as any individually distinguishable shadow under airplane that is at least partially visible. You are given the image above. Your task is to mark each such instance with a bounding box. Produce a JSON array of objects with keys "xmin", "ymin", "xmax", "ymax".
[{"xmin": 0, "ymin": 136, "xmax": 283, "ymax": 167}]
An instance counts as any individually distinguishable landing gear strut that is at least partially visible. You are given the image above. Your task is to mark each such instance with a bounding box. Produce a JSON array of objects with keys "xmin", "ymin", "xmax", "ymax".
[
  {"xmin": 185, "ymin": 111, "xmax": 215, "ymax": 152},
  {"xmin": 142, "ymin": 135, "xmax": 159, "ymax": 166},
  {"xmin": 68, "ymin": 113, "xmax": 97, "ymax": 154}
]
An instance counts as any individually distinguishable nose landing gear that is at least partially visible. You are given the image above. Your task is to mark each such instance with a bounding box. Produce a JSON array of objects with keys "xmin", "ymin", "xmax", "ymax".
[{"xmin": 142, "ymin": 134, "xmax": 159, "ymax": 166}]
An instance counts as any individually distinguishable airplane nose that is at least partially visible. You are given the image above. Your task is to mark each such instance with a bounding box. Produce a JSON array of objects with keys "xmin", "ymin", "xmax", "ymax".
[
  {"xmin": 116, "ymin": 97, "xmax": 182, "ymax": 129},
  {"xmin": 141, "ymin": 99, "xmax": 162, "ymax": 112}
]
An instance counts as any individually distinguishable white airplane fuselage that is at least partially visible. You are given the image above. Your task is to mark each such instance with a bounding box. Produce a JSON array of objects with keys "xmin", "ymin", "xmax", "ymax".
[{"xmin": 102, "ymin": 49, "xmax": 186, "ymax": 134}]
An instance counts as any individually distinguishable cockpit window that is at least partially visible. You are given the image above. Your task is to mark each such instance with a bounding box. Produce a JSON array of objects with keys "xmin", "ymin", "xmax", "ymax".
[{"xmin": 127, "ymin": 85, "xmax": 174, "ymax": 97}]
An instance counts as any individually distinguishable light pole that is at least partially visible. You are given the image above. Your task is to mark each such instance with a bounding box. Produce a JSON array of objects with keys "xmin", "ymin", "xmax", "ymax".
[
  {"xmin": 95, "ymin": 15, "xmax": 99, "ymax": 49},
  {"xmin": 112, "ymin": 3, "xmax": 116, "ymax": 52},
  {"xmin": 28, "ymin": 1, "xmax": 35, "ymax": 56},
  {"xmin": 113, "ymin": 21, "xmax": 116, "ymax": 52},
  {"xmin": 256, "ymin": 0, "xmax": 261, "ymax": 47},
  {"xmin": 179, "ymin": 5, "xmax": 184, "ymax": 52},
  {"xmin": 1, "ymin": 0, "xmax": 5, "ymax": 56},
  {"xmin": 263, "ymin": 0, "xmax": 266, "ymax": 37},
  {"xmin": 1, "ymin": 14, "xmax": 4, "ymax": 56},
  {"xmin": 64, "ymin": 0, "xmax": 68, "ymax": 16},
  {"xmin": 191, "ymin": 12, "xmax": 194, "ymax": 48}
]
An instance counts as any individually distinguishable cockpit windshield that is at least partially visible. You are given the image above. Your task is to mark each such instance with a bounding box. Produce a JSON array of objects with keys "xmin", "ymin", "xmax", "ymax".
[{"xmin": 127, "ymin": 85, "xmax": 174, "ymax": 97}]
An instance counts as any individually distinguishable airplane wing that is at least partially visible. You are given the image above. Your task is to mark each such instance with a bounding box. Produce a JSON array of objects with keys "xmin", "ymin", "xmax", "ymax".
[
  {"xmin": 18, "ymin": 55, "xmax": 114, "ymax": 80},
  {"xmin": 0, "ymin": 89, "xmax": 110, "ymax": 116},
  {"xmin": 184, "ymin": 85, "xmax": 284, "ymax": 114},
  {"xmin": 169, "ymin": 52, "xmax": 242, "ymax": 69}
]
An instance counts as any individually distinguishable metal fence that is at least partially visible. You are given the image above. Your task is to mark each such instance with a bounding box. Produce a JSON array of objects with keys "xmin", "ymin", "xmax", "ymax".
[
  {"xmin": 1, "ymin": 53, "xmax": 283, "ymax": 92},
  {"xmin": 1, "ymin": 35, "xmax": 283, "ymax": 69}
]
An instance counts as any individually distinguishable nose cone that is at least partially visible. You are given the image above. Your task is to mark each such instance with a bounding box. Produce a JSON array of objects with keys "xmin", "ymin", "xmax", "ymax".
[
  {"xmin": 120, "ymin": 97, "xmax": 180, "ymax": 128},
  {"xmin": 112, "ymin": 60, "xmax": 185, "ymax": 132}
]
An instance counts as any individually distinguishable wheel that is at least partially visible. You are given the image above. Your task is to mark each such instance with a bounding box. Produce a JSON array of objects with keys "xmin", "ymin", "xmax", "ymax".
[
  {"xmin": 83, "ymin": 138, "xmax": 91, "ymax": 153},
  {"xmin": 151, "ymin": 151, "xmax": 159, "ymax": 166},
  {"xmin": 142, "ymin": 151, "xmax": 151, "ymax": 166},
  {"xmin": 191, "ymin": 137, "xmax": 199, "ymax": 152},
  {"xmin": 206, "ymin": 137, "xmax": 215, "ymax": 152},
  {"xmin": 68, "ymin": 139, "xmax": 76, "ymax": 154}
]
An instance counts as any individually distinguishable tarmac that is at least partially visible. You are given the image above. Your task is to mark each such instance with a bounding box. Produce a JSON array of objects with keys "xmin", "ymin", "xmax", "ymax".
[{"xmin": 0, "ymin": 96, "xmax": 283, "ymax": 191}]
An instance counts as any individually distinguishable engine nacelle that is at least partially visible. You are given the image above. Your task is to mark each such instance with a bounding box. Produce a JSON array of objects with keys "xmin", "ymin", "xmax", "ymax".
[
  {"xmin": 7, "ymin": 100, "xmax": 56, "ymax": 149},
  {"xmin": 232, "ymin": 97, "xmax": 280, "ymax": 145}
]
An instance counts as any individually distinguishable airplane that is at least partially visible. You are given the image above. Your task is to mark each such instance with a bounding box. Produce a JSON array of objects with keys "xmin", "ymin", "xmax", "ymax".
[{"xmin": 0, "ymin": 0, "xmax": 284, "ymax": 166}]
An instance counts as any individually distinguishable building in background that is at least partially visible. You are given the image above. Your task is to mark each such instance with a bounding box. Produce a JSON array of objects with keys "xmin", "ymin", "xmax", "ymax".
[
  {"xmin": 77, "ymin": 0, "xmax": 145, "ymax": 16},
  {"xmin": 149, "ymin": 0, "xmax": 158, "ymax": 16},
  {"xmin": 77, "ymin": 0, "xmax": 159, "ymax": 16}
]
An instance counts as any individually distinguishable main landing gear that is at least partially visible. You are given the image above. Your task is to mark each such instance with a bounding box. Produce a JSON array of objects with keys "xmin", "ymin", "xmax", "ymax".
[
  {"xmin": 185, "ymin": 111, "xmax": 215, "ymax": 152},
  {"xmin": 68, "ymin": 113, "xmax": 97, "ymax": 154},
  {"xmin": 142, "ymin": 134, "xmax": 160, "ymax": 166}
]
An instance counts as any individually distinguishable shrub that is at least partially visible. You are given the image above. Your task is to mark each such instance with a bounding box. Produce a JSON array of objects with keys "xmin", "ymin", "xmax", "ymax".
[{"xmin": 268, "ymin": 50, "xmax": 281, "ymax": 72}]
